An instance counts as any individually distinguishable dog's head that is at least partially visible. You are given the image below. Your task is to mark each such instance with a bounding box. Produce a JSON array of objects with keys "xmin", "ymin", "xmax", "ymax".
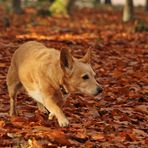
[{"xmin": 60, "ymin": 48, "xmax": 103, "ymax": 96}]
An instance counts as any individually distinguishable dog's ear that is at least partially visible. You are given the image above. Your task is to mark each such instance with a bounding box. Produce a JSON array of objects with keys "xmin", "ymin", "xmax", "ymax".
[
  {"xmin": 80, "ymin": 48, "xmax": 91, "ymax": 63},
  {"xmin": 60, "ymin": 48, "xmax": 74, "ymax": 73}
]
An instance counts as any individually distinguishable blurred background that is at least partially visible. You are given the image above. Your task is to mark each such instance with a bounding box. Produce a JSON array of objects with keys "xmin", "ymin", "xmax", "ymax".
[
  {"xmin": 0, "ymin": 0, "xmax": 147, "ymax": 16},
  {"xmin": 0, "ymin": 0, "xmax": 147, "ymax": 32}
]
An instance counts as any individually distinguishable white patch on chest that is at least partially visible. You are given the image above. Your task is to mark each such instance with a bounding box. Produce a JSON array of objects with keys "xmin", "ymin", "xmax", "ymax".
[{"xmin": 28, "ymin": 90, "xmax": 43, "ymax": 103}]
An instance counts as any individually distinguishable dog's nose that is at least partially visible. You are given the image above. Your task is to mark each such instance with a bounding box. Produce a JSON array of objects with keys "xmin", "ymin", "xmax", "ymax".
[{"xmin": 96, "ymin": 86, "xmax": 103, "ymax": 94}]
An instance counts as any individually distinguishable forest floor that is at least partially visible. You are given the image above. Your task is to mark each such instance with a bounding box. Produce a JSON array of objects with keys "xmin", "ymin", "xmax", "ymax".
[{"xmin": 0, "ymin": 6, "xmax": 147, "ymax": 147}]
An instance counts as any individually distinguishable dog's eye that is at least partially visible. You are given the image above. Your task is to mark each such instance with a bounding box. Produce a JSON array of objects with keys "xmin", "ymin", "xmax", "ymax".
[{"xmin": 82, "ymin": 74, "xmax": 89, "ymax": 80}]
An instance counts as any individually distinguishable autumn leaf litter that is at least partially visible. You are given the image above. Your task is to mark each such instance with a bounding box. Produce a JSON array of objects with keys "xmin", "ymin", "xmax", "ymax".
[{"xmin": 0, "ymin": 7, "xmax": 147, "ymax": 147}]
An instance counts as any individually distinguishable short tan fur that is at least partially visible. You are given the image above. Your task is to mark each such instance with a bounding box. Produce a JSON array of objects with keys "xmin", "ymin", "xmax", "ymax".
[{"xmin": 7, "ymin": 41, "xmax": 102, "ymax": 127}]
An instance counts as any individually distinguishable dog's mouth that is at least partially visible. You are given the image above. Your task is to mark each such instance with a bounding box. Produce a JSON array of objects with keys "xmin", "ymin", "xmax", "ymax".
[
  {"xmin": 80, "ymin": 88, "xmax": 103, "ymax": 97},
  {"xmin": 60, "ymin": 85, "xmax": 103, "ymax": 97},
  {"xmin": 74, "ymin": 89, "xmax": 97, "ymax": 97}
]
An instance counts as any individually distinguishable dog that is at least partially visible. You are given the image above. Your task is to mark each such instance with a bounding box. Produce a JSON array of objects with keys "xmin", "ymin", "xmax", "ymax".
[{"xmin": 6, "ymin": 41, "xmax": 102, "ymax": 127}]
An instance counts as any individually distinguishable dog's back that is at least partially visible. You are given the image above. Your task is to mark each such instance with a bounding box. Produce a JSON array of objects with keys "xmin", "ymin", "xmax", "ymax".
[
  {"xmin": 10, "ymin": 41, "xmax": 63, "ymax": 88},
  {"xmin": 12, "ymin": 41, "xmax": 59, "ymax": 69}
]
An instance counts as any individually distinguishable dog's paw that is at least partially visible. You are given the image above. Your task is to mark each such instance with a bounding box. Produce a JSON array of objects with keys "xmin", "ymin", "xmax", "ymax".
[
  {"xmin": 41, "ymin": 108, "xmax": 49, "ymax": 114},
  {"xmin": 48, "ymin": 112, "xmax": 54, "ymax": 120},
  {"xmin": 37, "ymin": 104, "xmax": 49, "ymax": 114},
  {"xmin": 58, "ymin": 117, "xmax": 69, "ymax": 127}
]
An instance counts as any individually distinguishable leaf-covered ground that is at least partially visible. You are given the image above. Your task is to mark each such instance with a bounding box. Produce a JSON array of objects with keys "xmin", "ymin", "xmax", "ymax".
[{"xmin": 0, "ymin": 6, "xmax": 148, "ymax": 147}]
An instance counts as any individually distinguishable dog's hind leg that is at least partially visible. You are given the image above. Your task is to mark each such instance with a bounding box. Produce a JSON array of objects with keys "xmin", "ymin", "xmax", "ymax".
[{"xmin": 6, "ymin": 64, "xmax": 22, "ymax": 116}]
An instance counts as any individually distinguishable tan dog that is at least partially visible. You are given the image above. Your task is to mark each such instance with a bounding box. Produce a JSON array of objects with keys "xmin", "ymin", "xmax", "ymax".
[{"xmin": 7, "ymin": 41, "xmax": 102, "ymax": 127}]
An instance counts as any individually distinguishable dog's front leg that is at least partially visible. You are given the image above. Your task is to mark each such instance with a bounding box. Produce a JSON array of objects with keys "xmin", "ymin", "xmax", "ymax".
[
  {"xmin": 48, "ymin": 112, "xmax": 55, "ymax": 120},
  {"xmin": 43, "ymin": 94, "xmax": 69, "ymax": 127}
]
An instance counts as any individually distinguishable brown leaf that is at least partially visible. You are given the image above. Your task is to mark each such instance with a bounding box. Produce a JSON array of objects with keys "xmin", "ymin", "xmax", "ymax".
[
  {"xmin": 134, "ymin": 105, "xmax": 148, "ymax": 114},
  {"xmin": 7, "ymin": 132, "xmax": 22, "ymax": 138},
  {"xmin": 133, "ymin": 129, "xmax": 147, "ymax": 137},
  {"xmin": 0, "ymin": 120, "xmax": 5, "ymax": 127},
  {"xmin": 11, "ymin": 117, "xmax": 27, "ymax": 127},
  {"xmin": 84, "ymin": 141, "xmax": 95, "ymax": 147},
  {"xmin": 91, "ymin": 133, "xmax": 105, "ymax": 140},
  {"xmin": 112, "ymin": 70, "xmax": 122, "ymax": 78},
  {"xmin": 32, "ymin": 126, "xmax": 71, "ymax": 146}
]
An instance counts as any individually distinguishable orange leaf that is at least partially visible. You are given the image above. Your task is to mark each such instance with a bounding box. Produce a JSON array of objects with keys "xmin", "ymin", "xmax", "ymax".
[{"xmin": 0, "ymin": 120, "xmax": 5, "ymax": 128}]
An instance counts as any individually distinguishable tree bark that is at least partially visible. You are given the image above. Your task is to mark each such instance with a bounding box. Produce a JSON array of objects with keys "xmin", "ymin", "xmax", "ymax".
[
  {"xmin": 67, "ymin": 0, "xmax": 76, "ymax": 15},
  {"xmin": 145, "ymin": 0, "xmax": 148, "ymax": 11},
  {"xmin": 123, "ymin": 0, "xmax": 134, "ymax": 22},
  {"xmin": 12, "ymin": 0, "xmax": 23, "ymax": 14},
  {"xmin": 105, "ymin": 0, "xmax": 112, "ymax": 5}
]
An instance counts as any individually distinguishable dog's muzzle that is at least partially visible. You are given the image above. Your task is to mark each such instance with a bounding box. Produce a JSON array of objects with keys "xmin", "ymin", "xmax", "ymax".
[{"xmin": 94, "ymin": 86, "xmax": 103, "ymax": 96}]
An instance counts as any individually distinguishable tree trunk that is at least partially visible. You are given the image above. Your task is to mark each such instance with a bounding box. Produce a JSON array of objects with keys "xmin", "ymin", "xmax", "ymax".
[
  {"xmin": 95, "ymin": 0, "xmax": 101, "ymax": 3},
  {"xmin": 105, "ymin": 0, "xmax": 112, "ymax": 5},
  {"xmin": 93, "ymin": 0, "xmax": 101, "ymax": 8},
  {"xmin": 12, "ymin": 0, "xmax": 23, "ymax": 14},
  {"xmin": 123, "ymin": 0, "xmax": 134, "ymax": 22},
  {"xmin": 67, "ymin": 0, "xmax": 76, "ymax": 15},
  {"xmin": 145, "ymin": 0, "xmax": 148, "ymax": 11}
]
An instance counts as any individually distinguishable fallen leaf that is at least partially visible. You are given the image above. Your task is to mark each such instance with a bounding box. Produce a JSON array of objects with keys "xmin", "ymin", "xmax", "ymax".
[
  {"xmin": 7, "ymin": 132, "xmax": 22, "ymax": 138},
  {"xmin": 0, "ymin": 120, "xmax": 5, "ymax": 127},
  {"xmin": 134, "ymin": 105, "xmax": 148, "ymax": 114},
  {"xmin": 91, "ymin": 133, "xmax": 105, "ymax": 140}
]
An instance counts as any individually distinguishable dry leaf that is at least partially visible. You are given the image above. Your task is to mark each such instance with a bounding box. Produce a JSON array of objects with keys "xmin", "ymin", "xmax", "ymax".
[
  {"xmin": 91, "ymin": 133, "xmax": 104, "ymax": 140},
  {"xmin": 0, "ymin": 120, "xmax": 5, "ymax": 127}
]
